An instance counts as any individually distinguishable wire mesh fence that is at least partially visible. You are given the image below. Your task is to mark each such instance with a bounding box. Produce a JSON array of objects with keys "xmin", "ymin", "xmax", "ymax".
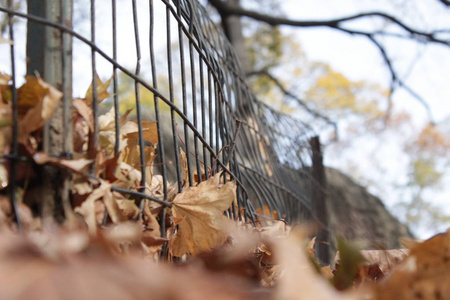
[{"xmin": 0, "ymin": 0, "xmax": 329, "ymax": 258}]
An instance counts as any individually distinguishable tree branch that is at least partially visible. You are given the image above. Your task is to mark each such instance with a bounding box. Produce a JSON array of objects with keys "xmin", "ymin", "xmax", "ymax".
[
  {"xmin": 247, "ymin": 69, "xmax": 338, "ymax": 138},
  {"xmin": 367, "ymin": 35, "xmax": 435, "ymax": 124},
  {"xmin": 207, "ymin": 0, "xmax": 450, "ymax": 46},
  {"xmin": 209, "ymin": 0, "xmax": 441, "ymax": 123}
]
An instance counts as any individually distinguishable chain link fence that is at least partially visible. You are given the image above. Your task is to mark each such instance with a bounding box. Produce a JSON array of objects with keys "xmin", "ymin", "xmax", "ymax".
[{"xmin": 0, "ymin": 0, "xmax": 329, "ymax": 261}]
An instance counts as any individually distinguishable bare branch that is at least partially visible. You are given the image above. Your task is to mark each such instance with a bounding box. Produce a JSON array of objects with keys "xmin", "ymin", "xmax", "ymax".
[
  {"xmin": 209, "ymin": 0, "xmax": 441, "ymax": 123},
  {"xmin": 207, "ymin": 0, "xmax": 450, "ymax": 46},
  {"xmin": 247, "ymin": 69, "xmax": 338, "ymax": 136},
  {"xmin": 367, "ymin": 35, "xmax": 435, "ymax": 124}
]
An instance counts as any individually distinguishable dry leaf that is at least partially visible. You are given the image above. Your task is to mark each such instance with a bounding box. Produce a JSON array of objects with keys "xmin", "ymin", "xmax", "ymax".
[
  {"xmin": 116, "ymin": 197, "xmax": 140, "ymax": 220},
  {"xmin": 275, "ymin": 229, "xmax": 362, "ymax": 300},
  {"xmin": 121, "ymin": 120, "xmax": 158, "ymax": 179},
  {"xmin": 98, "ymin": 107, "xmax": 132, "ymax": 157},
  {"xmin": 17, "ymin": 76, "xmax": 48, "ymax": 115},
  {"xmin": 73, "ymin": 98, "xmax": 94, "ymax": 131},
  {"xmin": 74, "ymin": 180, "xmax": 112, "ymax": 234},
  {"xmin": 18, "ymin": 77, "xmax": 63, "ymax": 144},
  {"xmin": 33, "ymin": 152, "xmax": 92, "ymax": 174},
  {"xmin": 0, "ymin": 227, "xmax": 258, "ymax": 300},
  {"xmin": 373, "ymin": 229, "xmax": 450, "ymax": 300},
  {"xmin": 84, "ymin": 73, "xmax": 112, "ymax": 105},
  {"xmin": 0, "ymin": 99, "xmax": 12, "ymax": 155},
  {"xmin": 170, "ymin": 173, "xmax": 236, "ymax": 256}
]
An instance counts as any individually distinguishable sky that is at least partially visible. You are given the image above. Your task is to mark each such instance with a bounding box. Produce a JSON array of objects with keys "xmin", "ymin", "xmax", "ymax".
[{"xmin": 282, "ymin": 0, "xmax": 450, "ymax": 237}]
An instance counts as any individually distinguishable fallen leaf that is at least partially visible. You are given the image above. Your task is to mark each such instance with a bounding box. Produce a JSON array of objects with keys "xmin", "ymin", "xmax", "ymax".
[
  {"xmin": 33, "ymin": 152, "xmax": 92, "ymax": 174},
  {"xmin": 74, "ymin": 180, "xmax": 112, "ymax": 234},
  {"xmin": 0, "ymin": 227, "xmax": 258, "ymax": 300},
  {"xmin": 275, "ymin": 229, "xmax": 361, "ymax": 300},
  {"xmin": 17, "ymin": 76, "xmax": 48, "ymax": 115},
  {"xmin": 0, "ymin": 72, "xmax": 11, "ymax": 86},
  {"xmin": 116, "ymin": 197, "xmax": 140, "ymax": 220},
  {"xmin": 73, "ymin": 98, "xmax": 93, "ymax": 131},
  {"xmin": 372, "ymin": 229, "xmax": 450, "ymax": 300},
  {"xmin": 84, "ymin": 73, "xmax": 112, "ymax": 105},
  {"xmin": 18, "ymin": 77, "xmax": 63, "ymax": 144},
  {"xmin": 98, "ymin": 107, "xmax": 132, "ymax": 157},
  {"xmin": 170, "ymin": 173, "xmax": 236, "ymax": 256},
  {"xmin": 121, "ymin": 120, "xmax": 158, "ymax": 183}
]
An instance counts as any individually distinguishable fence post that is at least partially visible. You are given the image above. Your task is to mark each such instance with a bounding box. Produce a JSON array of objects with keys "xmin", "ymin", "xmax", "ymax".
[
  {"xmin": 26, "ymin": 0, "xmax": 73, "ymax": 221},
  {"xmin": 310, "ymin": 135, "xmax": 330, "ymax": 265}
]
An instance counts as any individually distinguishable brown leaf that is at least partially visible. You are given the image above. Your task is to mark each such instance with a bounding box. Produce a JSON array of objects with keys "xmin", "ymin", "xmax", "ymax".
[
  {"xmin": 74, "ymin": 180, "xmax": 112, "ymax": 234},
  {"xmin": 115, "ymin": 197, "xmax": 140, "ymax": 220},
  {"xmin": 275, "ymin": 229, "xmax": 361, "ymax": 300},
  {"xmin": 170, "ymin": 173, "xmax": 235, "ymax": 256},
  {"xmin": 127, "ymin": 120, "xmax": 159, "ymax": 146},
  {"xmin": 0, "ymin": 99, "xmax": 11, "ymax": 155},
  {"xmin": 373, "ymin": 229, "xmax": 450, "ymax": 300},
  {"xmin": 73, "ymin": 98, "xmax": 94, "ymax": 131},
  {"xmin": 121, "ymin": 120, "xmax": 158, "ymax": 181},
  {"xmin": 359, "ymin": 249, "xmax": 408, "ymax": 274},
  {"xmin": 17, "ymin": 76, "xmax": 48, "ymax": 115},
  {"xmin": 0, "ymin": 228, "xmax": 258, "ymax": 300},
  {"xmin": 33, "ymin": 152, "xmax": 92, "ymax": 174},
  {"xmin": 84, "ymin": 73, "xmax": 112, "ymax": 104},
  {"xmin": 0, "ymin": 72, "xmax": 10, "ymax": 84},
  {"xmin": 18, "ymin": 77, "xmax": 63, "ymax": 144}
]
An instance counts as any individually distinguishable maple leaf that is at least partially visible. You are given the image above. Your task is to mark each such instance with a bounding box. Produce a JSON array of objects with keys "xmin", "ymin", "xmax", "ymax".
[
  {"xmin": 84, "ymin": 73, "xmax": 112, "ymax": 104},
  {"xmin": 18, "ymin": 77, "xmax": 63, "ymax": 146},
  {"xmin": 170, "ymin": 173, "xmax": 236, "ymax": 256}
]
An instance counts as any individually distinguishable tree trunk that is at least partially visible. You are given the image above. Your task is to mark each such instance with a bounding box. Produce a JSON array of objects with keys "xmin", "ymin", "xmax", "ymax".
[{"xmin": 220, "ymin": 0, "xmax": 251, "ymax": 74}]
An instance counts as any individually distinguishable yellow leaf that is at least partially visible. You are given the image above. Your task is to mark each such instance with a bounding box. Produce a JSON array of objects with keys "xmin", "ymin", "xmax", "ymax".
[
  {"xmin": 170, "ymin": 173, "xmax": 236, "ymax": 256},
  {"xmin": 84, "ymin": 73, "xmax": 112, "ymax": 105},
  {"xmin": 17, "ymin": 76, "xmax": 49, "ymax": 116},
  {"xmin": 18, "ymin": 77, "xmax": 63, "ymax": 143}
]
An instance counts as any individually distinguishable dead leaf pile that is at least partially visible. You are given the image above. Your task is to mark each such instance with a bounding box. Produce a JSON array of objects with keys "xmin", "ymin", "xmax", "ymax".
[{"xmin": 0, "ymin": 73, "xmax": 449, "ymax": 300}]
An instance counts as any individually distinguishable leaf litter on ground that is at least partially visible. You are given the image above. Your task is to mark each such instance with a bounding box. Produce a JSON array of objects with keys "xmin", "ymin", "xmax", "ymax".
[{"xmin": 0, "ymin": 74, "xmax": 449, "ymax": 299}]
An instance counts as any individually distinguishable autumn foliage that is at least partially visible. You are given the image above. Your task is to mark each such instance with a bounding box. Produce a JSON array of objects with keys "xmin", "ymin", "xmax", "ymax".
[{"xmin": 0, "ymin": 75, "xmax": 449, "ymax": 299}]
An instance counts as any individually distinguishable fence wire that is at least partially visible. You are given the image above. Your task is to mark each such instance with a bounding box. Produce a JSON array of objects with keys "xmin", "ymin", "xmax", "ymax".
[{"xmin": 0, "ymin": 0, "xmax": 327, "ymax": 231}]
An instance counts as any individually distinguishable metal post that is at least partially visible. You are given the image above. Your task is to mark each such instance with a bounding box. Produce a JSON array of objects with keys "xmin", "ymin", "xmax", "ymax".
[
  {"xmin": 310, "ymin": 135, "xmax": 330, "ymax": 265},
  {"xmin": 26, "ymin": 0, "xmax": 73, "ymax": 222}
]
